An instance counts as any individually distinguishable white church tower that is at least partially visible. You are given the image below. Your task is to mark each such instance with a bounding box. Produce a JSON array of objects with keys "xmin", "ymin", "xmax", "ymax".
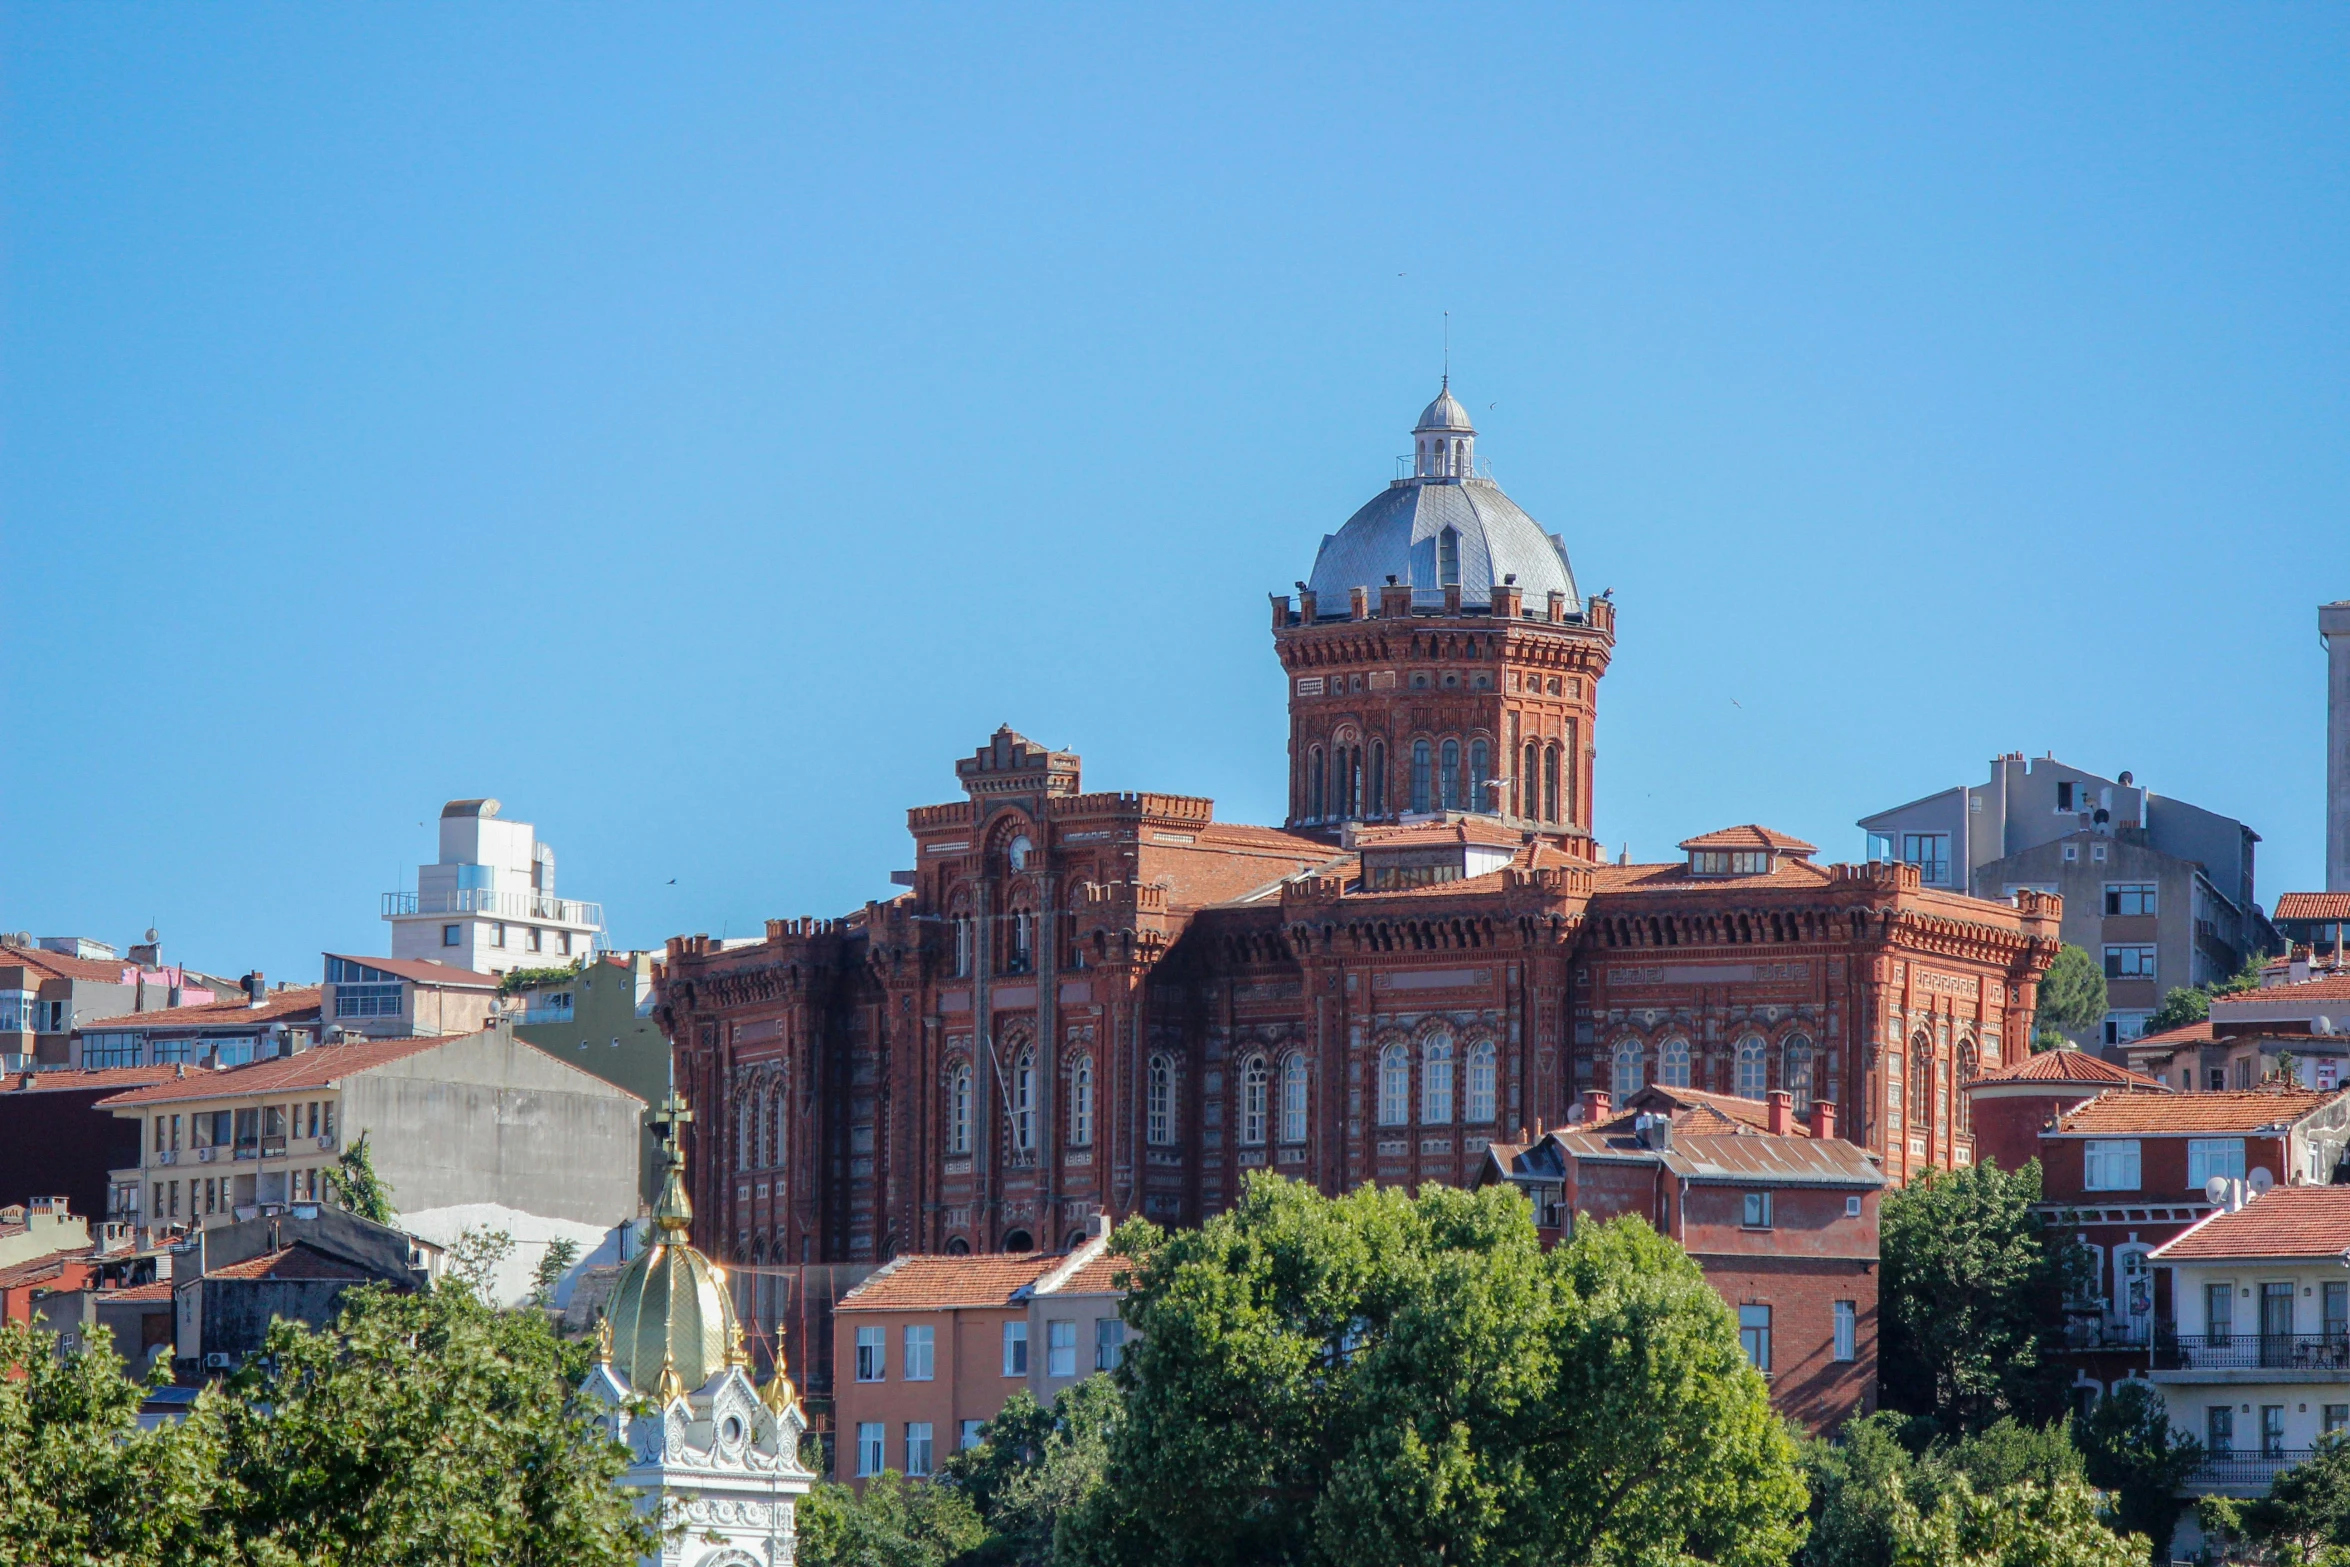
[{"xmin": 579, "ymin": 1089, "xmax": 813, "ymax": 1566}]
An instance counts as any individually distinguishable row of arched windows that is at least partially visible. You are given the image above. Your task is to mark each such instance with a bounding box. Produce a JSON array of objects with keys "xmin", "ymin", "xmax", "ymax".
[
  {"xmin": 735, "ymin": 1079, "xmax": 786, "ymax": 1171},
  {"xmin": 1375, "ymin": 1033, "xmax": 1499, "ymax": 1126},
  {"xmin": 1607, "ymin": 1033, "xmax": 1817, "ymax": 1111},
  {"xmin": 944, "ymin": 1050, "xmax": 1098, "ymax": 1157},
  {"xmin": 1409, "ymin": 736, "xmax": 1491, "ymax": 814},
  {"xmin": 1302, "ymin": 731, "xmax": 1575, "ymax": 825}
]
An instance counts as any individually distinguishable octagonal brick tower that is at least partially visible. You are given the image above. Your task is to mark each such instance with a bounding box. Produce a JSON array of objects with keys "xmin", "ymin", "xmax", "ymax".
[{"xmin": 1271, "ymin": 383, "xmax": 1614, "ymax": 853}]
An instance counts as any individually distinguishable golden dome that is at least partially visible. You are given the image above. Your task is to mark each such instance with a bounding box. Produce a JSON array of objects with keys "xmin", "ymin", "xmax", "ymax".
[{"xmin": 602, "ymin": 1088, "xmax": 738, "ymax": 1395}]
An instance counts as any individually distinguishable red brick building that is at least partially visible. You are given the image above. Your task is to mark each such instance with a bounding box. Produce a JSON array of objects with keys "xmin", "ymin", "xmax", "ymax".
[
  {"xmin": 1964, "ymin": 1047, "xmax": 2166, "ymax": 1174},
  {"xmin": 658, "ymin": 389, "xmax": 2063, "ymax": 1273}
]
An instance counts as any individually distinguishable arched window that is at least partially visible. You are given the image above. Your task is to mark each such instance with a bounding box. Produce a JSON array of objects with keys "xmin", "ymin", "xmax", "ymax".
[
  {"xmin": 1521, "ymin": 742, "xmax": 1538, "ymax": 818},
  {"xmin": 1658, "ymin": 1037, "xmax": 1692, "ymax": 1090},
  {"xmin": 1735, "ymin": 1036, "xmax": 1768, "ymax": 1100},
  {"xmin": 1562, "ymin": 722, "xmax": 1579, "ymax": 824},
  {"xmin": 1378, "ymin": 1042, "xmax": 1410, "ymax": 1126},
  {"xmin": 1239, "ymin": 1055, "xmax": 1269, "ymax": 1145},
  {"xmin": 1439, "ymin": 739, "xmax": 1462, "ymax": 810},
  {"xmin": 1543, "ymin": 745, "xmax": 1561, "ymax": 823},
  {"xmin": 1783, "ymin": 1036, "xmax": 1815, "ymax": 1115},
  {"xmin": 1465, "ymin": 1039, "xmax": 1497, "ymax": 1122},
  {"xmin": 1469, "ymin": 739, "xmax": 1490, "ymax": 811},
  {"xmin": 1309, "ymin": 747, "xmax": 1326, "ymax": 821},
  {"xmin": 1422, "ymin": 1032, "xmax": 1455, "ymax": 1123},
  {"xmin": 1069, "ymin": 1053, "xmax": 1094, "ymax": 1147},
  {"xmin": 946, "ymin": 1235, "xmax": 971, "ymax": 1255},
  {"xmin": 1911, "ymin": 1038, "xmax": 1935, "ymax": 1129},
  {"xmin": 1411, "ymin": 741, "xmax": 1432, "ymax": 814},
  {"xmin": 1956, "ymin": 1042, "xmax": 1978, "ymax": 1133},
  {"xmin": 1611, "ymin": 1038, "xmax": 1645, "ymax": 1098},
  {"xmin": 953, "ymin": 913, "xmax": 974, "ymax": 977},
  {"xmin": 1147, "ymin": 1053, "xmax": 1176, "ymax": 1145},
  {"xmin": 737, "ymin": 1094, "xmax": 753, "ymax": 1172},
  {"xmin": 947, "ymin": 1062, "xmax": 973, "ymax": 1155},
  {"xmin": 1370, "ymin": 740, "xmax": 1387, "ymax": 815},
  {"xmin": 1280, "ymin": 1052, "xmax": 1309, "ymax": 1143},
  {"xmin": 1011, "ymin": 1048, "xmax": 1036, "ymax": 1153},
  {"xmin": 1438, "ymin": 526, "xmax": 1461, "ymax": 585}
]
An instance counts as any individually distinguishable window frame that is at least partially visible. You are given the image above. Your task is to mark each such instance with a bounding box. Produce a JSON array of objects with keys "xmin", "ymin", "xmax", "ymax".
[
  {"xmin": 2081, "ymin": 1139, "xmax": 2143, "ymax": 1193},
  {"xmin": 2187, "ymin": 1138, "xmax": 2247, "ymax": 1189},
  {"xmin": 1833, "ymin": 1300, "xmax": 1857, "ymax": 1362},
  {"xmin": 903, "ymin": 1324, "xmax": 935, "ymax": 1382},
  {"xmin": 857, "ymin": 1422, "xmax": 885, "ymax": 1477},
  {"xmin": 1739, "ymin": 1304, "xmax": 1772, "ymax": 1372},
  {"xmin": 1002, "ymin": 1319, "xmax": 1029, "ymax": 1377},
  {"xmin": 1047, "ymin": 1318, "xmax": 1078, "ymax": 1378},
  {"xmin": 855, "ymin": 1325, "xmax": 886, "ymax": 1383},
  {"xmin": 1742, "ymin": 1190, "xmax": 1774, "ymax": 1229}
]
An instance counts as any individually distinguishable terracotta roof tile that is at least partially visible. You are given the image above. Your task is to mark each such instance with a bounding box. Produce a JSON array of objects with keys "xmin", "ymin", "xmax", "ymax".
[
  {"xmin": 323, "ymin": 954, "xmax": 500, "ymax": 989},
  {"xmin": 2150, "ymin": 1185, "xmax": 2350, "ymax": 1261},
  {"xmin": 1676, "ymin": 825, "xmax": 1819, "ymax": 856},
  {"xmin": 2276, "ymin": 894, "xmax": 2350, "ymax": 923},
  {"xmin": 2126, "ymin": 1020, "xmax": 2217, "ymax": 1053},
  {"xmin": 100, "ymin": 1279, "xmax": 176, "ymax": 1303},
  {"xmin": 1048, "ymin": 1253, "xmax": 1131, "ymax": 1294},
  {"xmin": 81, "ymin": 986, "xmax": 324, "ymax": 1034},
  {"xmin": 2054, "ymin": 1086, "xmax": 2339, "ymax": 1136},
  {"xmin": 206, "ymin": 1244, "xmax": 372, "ymax": 1281},
  {"xmin": 1969, "ymin": 1049, "xmax": 2168, "ymax": 1089},
  {"xmin": 0, "ymin": 946, "xmax": 136, "ymax": 985},
  {"xmin": 1586, "ymin": 859, "xmax": 1837, "ymax": 893},
  {"xmin": 1355, "ymin": 819, "xmax": 1527, "ymax": 852},
  {"xmin": 837, "ymin": 1253, "xmax": 1061, "ymax": 1312},
  {"xmin": 93, "ymin": 1034, "xmax": 464, "ymax": 1108},
  {"xmin": 0, "ymin": 1250, "xmax": 92, "ymax": 1291},
  {"xmin": 0, "ymin": 1065, "xmax": 181, "ymax": 1095},
  {"xmin": 2215, "ymin": 975, "xmax": 2350, "ymax": 1007}
]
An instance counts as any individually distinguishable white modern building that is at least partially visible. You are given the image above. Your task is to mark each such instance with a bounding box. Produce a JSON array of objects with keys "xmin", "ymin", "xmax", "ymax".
[{"xmin": 382, "ymin": 799, "xmax": 604, "ymax": 975}]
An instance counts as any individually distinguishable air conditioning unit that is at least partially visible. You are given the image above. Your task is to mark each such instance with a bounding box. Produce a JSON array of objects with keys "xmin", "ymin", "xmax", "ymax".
[
  {"xmin": 156, "ymin": 1149, "xmax": 176, "ymax": 1166},
  {"xmin": 204, "ymin": 1353, "xmax": 232, "ymax": 1370},
  {"xmin": 315, "ymin": 1135, "xmax": 336, "ymax": 1151}
]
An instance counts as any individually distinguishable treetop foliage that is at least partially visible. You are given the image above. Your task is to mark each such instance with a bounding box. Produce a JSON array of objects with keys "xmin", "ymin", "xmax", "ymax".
[{"xmin": 2036, "ymin": 946, "xmax": 2109, "ymax": 1036}]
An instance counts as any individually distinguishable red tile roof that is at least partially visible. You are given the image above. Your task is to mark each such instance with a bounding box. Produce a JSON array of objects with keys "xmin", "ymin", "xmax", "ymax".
[
  {"xmin": 81, "ymin": 986, "xmax": 325, "ymax": 1034},
  {"xmin": 1355, "ymin": 819, "xmax": 1527, "ymax": 852},
  {"xmin": 0, "ymin": 946, "xmax": 135, "ymax": 985},
  {"xmin": 2215, "ymin": 975, "xmax": 2350, "ymax": 1007},
  {"xmin": 2127, "ymin": 1020, "xmax": 2216, "ymax": 1053},
  {"xmin": 1596, "ymin": 1083, "xmax": 1819, "ymax": 1137},
  {"xmin": 100, "ymin": 1279, "xmax": 175, "ymax": 1304},
  {"xmin": 1587, "ymin": 858, "xmax": 1837, "ymax": 893},
  {"xmin": 325, "ymin": 954, "xmax": 501, "ymax": 989},
  {"xmin": 2276, "ymin": 894, "xmax": 2350, "ymax": 923},
  {"xmin": 0, "ymin": 1250, "xmax": 92, "ymax": 1292},
  {"xmin": 206, "ymin": 1244, "xmax": 371, "ymax": 1282},
  {"xmin": 1676, "ymin": 825, "xmax": 1819, "ymax": 856},
  {"xmin": 837, "ymin": 1253, "xmax": 1062, "ymax": 1312},
  {"xmin": 1047, "ymin": 1252, "xmax": 1131, "ymax": 1295},
  {"xmin": 2151, "ymin": 1186, "xmax": 2350, "ymax": 1261},
  {"xmin": 2053, "ymin": 1086, "xmax": 2340, "ymax": 1136},
  {"xmin": 1969, "ymin": 1049, "xmax": 2168, "ymax": 1090},
  {"xmin": 93, "ymin": 1034, "xmax": 464, "ymax": 1108},
  {"xmin": 0, "ymin": 1065, "xmax": 180, "ymax": 1096}
]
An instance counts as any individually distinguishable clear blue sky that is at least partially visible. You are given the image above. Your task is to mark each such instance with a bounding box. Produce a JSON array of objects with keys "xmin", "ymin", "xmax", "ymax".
[{"xmin": 5, "ymin": 7, "xmax": 2344, "ymax": 980}]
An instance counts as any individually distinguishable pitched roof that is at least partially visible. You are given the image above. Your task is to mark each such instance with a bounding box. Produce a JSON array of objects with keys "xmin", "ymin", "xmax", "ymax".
[
  {"xmin": 1044, "ymin": 1251, "xmax": 1130, "ymax": 1295},
  {"xmin": 100, "ymin": 1279, "xmax": 175, "ymax": 1304},
  {"xmin": 2214, "ymin": 974, "xmax": 2350, "ymax": 1008},
  {"xmin": 93, "ymin": 1034, "xmax": 464, "ymax": 1108},
  {"xmin": 1355, "ymin": 819, "xmax": 1527, "ymax": 852},
  {"xmin": 1544, "ymin": 1123, "xmax": 1883, "ymax": 1187},
  {"xmin": 0, "ymin": 1250, "xmax": 92, "ymax": 1292},
  {"xmin": 2128, "ymin": 1020, "xmax": 2216, "ymax": 1053},
  {"xmin": 324, "ymin": 954, "xmax": 501, "ymax": 989},
  {"xmin": 1968, "ymin": 1049, "xmax": 2167, "ymax": 1090},
  {"xmin": 0, "ymin": 945, "xmax": 134, "ymax": 985},
  {"xmin": 2151, "ymin": 1186, "xmax": 2350, "ymax": 1261},
  {"xmin": 836, "ymin": 1253, "xmax": 1062, "ymax": 1312},
  {"xmin": 1600, "ymin": 1083, "xmax": 1818, "ymax": 1136},
  {"xmin": 1587, "ymin": 857, "xmax": 1838, "ymax": 893},
  {"xmin": 2276, "ymin": 894, "xmax": 2350, "ymax": 923},
  {"xmin": 206, "ymin": 1243, "xmax": 372, "ymax": 1282},
  {"xmin": 1676, "ymin": 825, "xmax": 1819, "ymax": 856},
  {"xmin": 81, "ymin": 986, "xmax": 324, "ymax": 1034},
  {"xmin": 0, "ymin": 1065, "xmax": 180, "ymax": 1096},
  {"xmin": 2053, "ymin": 1086, "xmax": 2340, "ymax": 1136}
]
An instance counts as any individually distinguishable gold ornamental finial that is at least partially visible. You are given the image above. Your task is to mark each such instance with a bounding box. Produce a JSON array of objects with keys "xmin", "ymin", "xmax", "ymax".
[
  {"xmin": 647, "ymin": 1085, "xmax": 697, "ymax": 1236},
  {"xmin": 657, "ymin": 1345, "xmax": 686, "ymax": 1404},
  {"xmin": 726, "ymin": 1317, "xmax": 750, "ymax": 1370},
  {"xmin": 760, "ymin": 1332, "xmax": 800, "ymax": 1416},
  {"xmin": 594, "ymin": 1313, "xmax": 614, "ymax": 1366}
]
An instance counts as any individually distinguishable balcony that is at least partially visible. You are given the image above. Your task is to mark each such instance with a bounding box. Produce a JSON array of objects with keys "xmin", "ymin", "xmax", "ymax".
[
  {"xmin": 259, "ymin": 1135, "xmax": 287, "ymax": 1159},
  {"xmin": 2190, "ymin": 1449, "xmax": 2319, "ymax": 1495},
  {"xmin": 516, "ymin": 999, "xmax": 575, "ymax": 1024},
  {"xmin": 381, "ymin": 889, "xmax": 604, "ymax": 927},
  {"xmin": 2154, "ymin": 1333, "xmax": 2350, "ymax": 1375}
]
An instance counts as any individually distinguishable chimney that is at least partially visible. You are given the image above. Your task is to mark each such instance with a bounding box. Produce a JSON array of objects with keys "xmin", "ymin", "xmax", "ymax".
[
  {"xmin": 1380, "ymin": 578, "xmax": 1413, "ymax": 618},
  {"xmin": 1765, "ymin": 1090, "xmax": 1793, "ymax": 1136},
  {"xmin": 1810, "ymin": 1099, "xmax": 1838, "ymax": 1141},
  {"xmin": 1442, "ymin": 584, "xmax": 1462, "ymax": 615},
  {"xmin": 1269, "ymin": 592, "xmax": 1292, "ymax": 630},
  {"xmin": 1350, "ymin": 586, "xmax": 1370, "ymax": 621},
  {"xmin": 1299, "ymin": 588, "xmax": 1319, "ymax": 622},
  {"xmin": 243, "ymin": 972, "xmax": 266, "ymax": 1009},
  {"xmin": 1547, "ymin": 590, "xmax": 1566, "ymax": 623},
  {"xmin": 1580, "ymin": 1088, "xmax": 1612, "ymax": 1123}
]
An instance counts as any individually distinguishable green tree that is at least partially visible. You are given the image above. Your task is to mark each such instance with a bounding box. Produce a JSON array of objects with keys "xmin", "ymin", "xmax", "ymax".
[
  {"xmin": 330, "ymin": 1129, "xmax": 397, "ymax": 1224},
  {"xmin": 0, "ymin": 1320, "xmax": 237, "ymax": 1565},
  {"xmin": 216, "ymin": 1281, "xmax": 652, "ymax": 1566},
  {"xmin": 1892, "ymin": 1475, "xmax": 2143, "ymax": 1567},
  {"xmin": 2200, "ymin": 1433, "xmax": 2350, "ymax": 1566},
  {"xmin": 2075, "ymin": 1380, "xmax": 2202, "ymax": 1564},
  {"xmin": 1061, "ymin": 1172, "xmax": 1807, "ymax": 1567},
  {"xmin": 2037, "ymin": 946, "xmax": 2110, "ymax": 1040},
  {"xmin": 796, "ymin": 1471, "xmax": 984, "ymax": 1567},
  {"xmin": 1881, "ymin": 1161, "xmax": 2068, "ymax": 1436},
  {"xmin": 533, "ymin": 1237, "xmax": 583, "ymax": 1310},
  {"xmin": 1802, "ymin": 1414, "xmax": 2086, "ymax": 1567},
  {"xmin": 945, "ymin": 1375, "xmax": 1121, "ymax": 1567},
  {"xmin": 447, "ymin": 1224, "xmax": 517, "ymax": 1298},
  {"xmin": 2143, "ymin": 987, "xmax": 2209, "ymax": 1035}
]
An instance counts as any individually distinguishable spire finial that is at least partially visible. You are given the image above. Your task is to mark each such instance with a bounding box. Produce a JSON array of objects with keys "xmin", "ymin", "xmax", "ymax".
[
  {"xmin": 657, "ymin": 1345, "xmax": 686, "ymax": 1404},
  {"xmin": 1443, "ymin": 310, "xmax": 1450, "ymax": 387},
  {"xmin": 594, "ymin": 1312, "xmax": 614, "ymax": 1366}
]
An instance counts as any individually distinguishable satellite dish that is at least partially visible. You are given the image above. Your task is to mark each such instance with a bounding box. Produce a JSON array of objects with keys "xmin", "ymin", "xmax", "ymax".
[
  {"xmin": 2249, "ymin": 1167, "xmax": 2276, "ymax": 1194},
  {"xmin": 2206, "ymin": 1175, "xmax": 2233, "ymax": 1206},
  {"xmin": 144, "ymin": 928, "xmax": 159, "ymax": 944},
  {"xmin": 2318, "ymin": 1017, "xmax": 2336, "ymax": 1036}
]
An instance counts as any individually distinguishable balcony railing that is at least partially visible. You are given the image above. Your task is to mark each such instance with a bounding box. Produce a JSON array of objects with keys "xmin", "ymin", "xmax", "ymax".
[
  {"xmin": 382, "ymin": 889, "xmax": 604, "ymax": 927},
  {"xmin": 2192, "ymin": 1450, "xmax": 2319, "ymax": 1489},
  {"xmin": 516, "ymin": 1001, "xmax": 575, "ymax": 1024},
  {"xmin": 259, "ymin": 1135, "xmax": 286, "ymax": 1158},
  {"xmin": 2155, "ymin": 1333, "xmax": 2350, "ymax": 1372}
]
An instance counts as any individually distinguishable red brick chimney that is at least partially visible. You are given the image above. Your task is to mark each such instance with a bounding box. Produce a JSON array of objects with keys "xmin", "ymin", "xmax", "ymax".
[
  {"xmin": 1766, "ymin": 1090, "xmax": 1793, "ymax": 1136},
  {"xmin": 1580, "ymin": 1089, "xmax": 1612, "ymax": 1123},
  {"xmin": 1810, "ymin": 1099, "xmax": 1838, "ymax": 1141}
]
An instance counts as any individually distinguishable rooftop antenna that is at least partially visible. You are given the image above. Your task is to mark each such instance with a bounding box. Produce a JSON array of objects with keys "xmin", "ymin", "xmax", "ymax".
[{"xmin": 1442, "ymin": 311, "xmax": 1450, "ymax": 387}]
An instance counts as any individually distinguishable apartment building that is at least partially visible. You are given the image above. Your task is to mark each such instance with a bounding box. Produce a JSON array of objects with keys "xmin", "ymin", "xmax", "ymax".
[
  {"xmin": 73, "ymin": 982, "xmax": 321, "ymax": 1071},
  {"xmin": 321, "ymin": 954, "xmax": 499, "ymax": 1039},
  {"xmin": 831, "ymin": 1225, "xmax": 1130, "ymax": 1485},
  {"xmin": 0, "ymin": 1065, "xmax": 174, "ymax": 1216},
  {"xmin": 381, "ymin": 798, "xmax": 603, "ymax": 975},
  {"xmin": 1858, "ymin": 754, "xmax": 2272, "ymax": 1048},
  {"xmin": 510, "ymin": 950, "xmax": 669, "ymax": 1201},
  {"xmin": 1, "ymin": 939, "xmax": 226, "ymax": 1070},
  {"xmin": 2126, "ymin": 972, "xmax": 2350, "ymax": 1093}
]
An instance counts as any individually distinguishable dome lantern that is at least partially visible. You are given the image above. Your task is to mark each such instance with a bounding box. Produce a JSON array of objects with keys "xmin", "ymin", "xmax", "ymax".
[{"xmin": 1414, "ymin": 379, "xmax": 1476, "ymax": 479}]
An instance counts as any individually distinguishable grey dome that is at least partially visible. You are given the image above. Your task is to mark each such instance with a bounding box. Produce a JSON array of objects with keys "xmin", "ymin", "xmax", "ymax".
[
  {"xmin": 1415, "ymin": 386, "xmax": 1475, "ymax": 433},
  {"xmin": 1304, "ymin": 476, "xmax": 1579, "ymax": 617}
]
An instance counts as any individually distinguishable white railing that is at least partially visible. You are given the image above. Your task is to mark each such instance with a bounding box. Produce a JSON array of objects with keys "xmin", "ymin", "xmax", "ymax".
[
  {"xmin": 382, "ymin": 889, "xmax": 604, "ymax": 926},
  {"xmin": 516, "ymin": 1001, "xmax": 575, "ymax": 1024}
]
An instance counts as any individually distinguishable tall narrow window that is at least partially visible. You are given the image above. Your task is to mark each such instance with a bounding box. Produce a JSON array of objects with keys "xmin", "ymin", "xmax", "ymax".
[
  {"xmin": 1369, "ymin": 740, "xmax": 1387, "ymax": 816},
  {"xmin": 1379, "ymin": 1043, "xmax": 1410, "ymax": 1126},
  {"xmin": 1658, "ymin": 1037, "xmax": 1691, "ymax": 1089},
  {"xmin": 1469, "ymin": 740, "xmax": 1490, "ymax": 812},
  {"xmin": 767, "ymin": 1084, "xmax": 785, "ymax": 1169},
  {"xmin": 1309, "ymin": 747, "xmax": 1326, "ymax": 821},
  {"xmin": 1012, "ymin": 1049, "xmax": 1036, "ymax": 1152},
  {"xmin": 1561, "ymin": 722, "xmax": 1578, "ymax": 824},
  {"xmin": 1440, "ymin": 740, "xmax": 1462, "ymax": 810},
  {"xmin": 1736, "ymin": 1037, "xmax": 1768, "ymax": 1100},
  {"xmin": 1543, "ymin": 745, "xmax": 1560, "ymax": 823},
  {"xmin": 1611, "ymin": 1038, "xmax": 1644, "ymax": 1098},
  {"xmin": 1784, "ymin": 1037, "xmax": 1815, "ymax": 1114},
  {"xmin": 1281, "ymin": 1052, "xmax": 1309, "ymax": 1142},
  {"xmin": 1522, "ymin": 742, "xmax": 1539, "ymax": 819},
  {"xmin": 1438, "ymin": 527, "xmax": 1460, "ymax": 586},
  {"xmin": 1069, "ymin": 1054, "xmax": 1094, "ymax": 1147},
  {"xmin": 954, "ymin": 915, "xmax": 973, "ymax": 977},
  {"xmin": 1240, "ymin": 1055, "xmax": 1269, "ymax": 1145},
  {"xmin": 737, "ymin": 1096, "xmax": 753, "ymax": 1171},
  {"xmin": 1411, "ymin": 741, "xmax": 1432, "ymax": 814},
  {"xmin": 1465, "ymin": 1039, "xmax": 1496, "ymax": 1123},
  {"xmin": 948, "ymin": 1063, "xmax": 973, "ymax": 1155},
  {"xmin": 1147, "ymin": 1054, "xmax": 1175, "ymax": 1145},
  {"xmin": 1422, "ymin": 1032, "xmax": 1455, "ymax": 1123}
]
